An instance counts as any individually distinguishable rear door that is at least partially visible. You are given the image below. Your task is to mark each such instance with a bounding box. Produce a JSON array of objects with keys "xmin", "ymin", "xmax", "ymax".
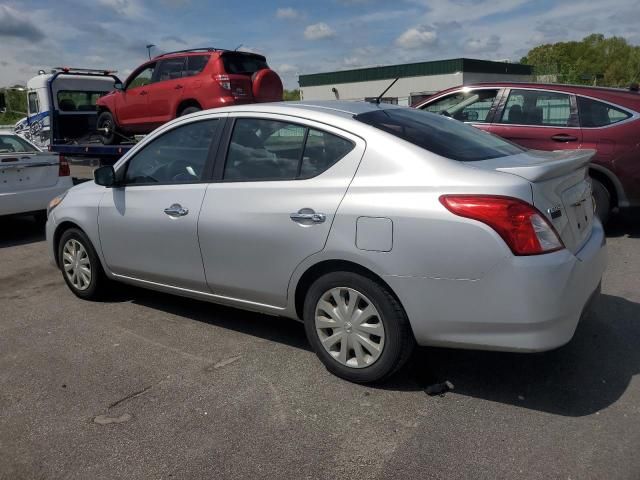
[
  {"xmin": 147, "ymin": 57, "xmax": 186, "ymax": 124},
  {"xmin": 489, "ymin": 88, "xmax": 582, "ymax": 150},
  {"xmin": 98, "ymin": 117, "xmax": 222, "ymax": 290},
  {"xmin": 198, "ymin": 114, "xmax": 365, "ymax": 308}
]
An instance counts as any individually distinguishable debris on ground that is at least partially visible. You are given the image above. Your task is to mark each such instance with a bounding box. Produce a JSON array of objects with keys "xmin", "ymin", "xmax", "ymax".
[{"xmin": 424, "ymin": 380, "xmax": 455, "ymax": 396}]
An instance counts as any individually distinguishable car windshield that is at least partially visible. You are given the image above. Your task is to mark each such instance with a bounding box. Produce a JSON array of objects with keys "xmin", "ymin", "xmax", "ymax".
[
  {"xmin": 0, "ymin": 134, "xmax": 38, "ymax": 153},
  {"xmin": 355, "ymin": 107, "xmax": 524, "ymax": 162}
]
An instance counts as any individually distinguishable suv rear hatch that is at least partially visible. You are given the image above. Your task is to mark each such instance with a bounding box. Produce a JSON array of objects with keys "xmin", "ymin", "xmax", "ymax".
[
  {"xmin": 218, "ymin": 52, "xmax": 282, "ymax": 103},
  {"xmin": 472, "ymin": 149, "xmax": 596, "ymax": 254}
]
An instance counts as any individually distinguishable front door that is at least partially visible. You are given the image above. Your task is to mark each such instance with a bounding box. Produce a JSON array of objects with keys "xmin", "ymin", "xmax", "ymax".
[
  {"xmin": 98, "ymin": 117, "xmax": 221, "ymax": 290},
  {"xmin": 488, "ymin": 88, "xmax": 583, "ymax": 151},
  {"xmin": 118, "ymin": 63, "xmax": 156, "ymax": 127},
  {"xmin": 147, "ymin": 57, "xmax": 186, "ymax": 124},
  {"xmin": 198, "ymin": 115, "xmax": 365, "ymax": 308}
]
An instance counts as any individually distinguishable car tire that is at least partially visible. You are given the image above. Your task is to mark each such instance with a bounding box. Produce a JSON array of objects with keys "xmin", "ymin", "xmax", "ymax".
[
  {"xmin": 591, "ymin": 178, "xmax": 611, "ymax": 225},
  {"xmin": 97, "ymin": 111, "xmax": 121, "ymax": 145},
  {"xmin": 179, "ymin": 106, "xmax": 201, "ymax": 116},
  {"xmin": 303, "ymin": 271, "xmax": 415, "ymax": 383},
  {"xmin": 58, "ymin": 228, "xmax": 109, "ymax": 300}
]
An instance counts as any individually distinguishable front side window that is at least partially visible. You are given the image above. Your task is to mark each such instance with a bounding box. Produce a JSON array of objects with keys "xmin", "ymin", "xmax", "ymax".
[
  {"xmin": 127, "ymin": 64, "xmax": 156, "ymax": 89},
  {"xmin": 0, "ymin": 135, "xmax": 38, "ymax": 153},
  {"xmin": 577, "ymin": 96, "xmax": 631, "ymax": 127},
  {"xmin": 422, "ymin": 89, "xmax": 499, "ymax": 123},
  {"xmin": 500, "ymin": 89, "xmax": 571, "ymax": 126},
  {"xmin": 156, "ymin": 58, "xmax": 185, "ymax": 82},
  {"xmin": 124, "ymin": 119, "xmax": 218, "ymax": 185},
  {"xmin": 355, "ymin": 108, "xmax": 523, "ymax": 162},
  {"xmin": 57, "ymin": 91, "xmax": 107, "ymax": 112},
  {"xmin": 28, "ymin": 92, "xmax": 39, "ymax": 114},
  {"xmin": 223, "ymin": 118, "xmax": 354, "ymax": 181}
]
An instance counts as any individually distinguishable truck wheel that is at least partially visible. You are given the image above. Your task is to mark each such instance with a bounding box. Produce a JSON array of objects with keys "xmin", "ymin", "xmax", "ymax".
[
  {"xmin": 179, "ymin": 106, "xmax": 201, "ymax": 116},
  {"xmin": 97, "ymin": 111, "xmax": 121, "ymax": 145},
  {"xmin": 591, "ymin": 178, "xmax": 611, "ymax": 225}
]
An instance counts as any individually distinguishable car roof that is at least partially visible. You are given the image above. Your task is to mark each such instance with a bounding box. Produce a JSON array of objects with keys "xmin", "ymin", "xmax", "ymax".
[{"xmin": 216, "ymin": 100, "xmax": 401, "ymax": 117}]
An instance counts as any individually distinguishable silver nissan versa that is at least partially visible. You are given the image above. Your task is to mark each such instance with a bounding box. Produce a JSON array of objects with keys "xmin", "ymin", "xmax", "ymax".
[{"xmin": 46, "ymin": 101, "xmax": 606, "ymax": 383}]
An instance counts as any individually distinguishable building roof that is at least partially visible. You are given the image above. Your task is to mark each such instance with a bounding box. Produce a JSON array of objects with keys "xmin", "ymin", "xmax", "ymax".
[{"xmin": 299, "ymin": 58, "xmax": 533, "ymax": 88}]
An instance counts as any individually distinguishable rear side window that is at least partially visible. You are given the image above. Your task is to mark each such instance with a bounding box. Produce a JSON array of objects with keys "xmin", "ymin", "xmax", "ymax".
[
  {"xmin": 186, "ymin": 55, "xmax": 210, "ymax": 76},
  {"xmin": 221, "ymin": 53, "xmax": 268, "ymax": 75},
  {"xmin": 500, "ymin": 89, "xmax": 571, "ymax": 126},
  {"xmin": 125, "ymin": 119, "xmax": 219, "ymax": 185},
  {"xmin": 577, "ymin": 97, "xmax": 631, "ymax": 127},
  {"xmin": 355, "ymin": 108, "xmax": 523, "ymax": 162},
  {"xmin": 156, "ymin": 58, "xmax": 185, "ymax": 82},
  {"xmin": 224, "ymin": 118, "xmax": 354, "ymax": 181}
]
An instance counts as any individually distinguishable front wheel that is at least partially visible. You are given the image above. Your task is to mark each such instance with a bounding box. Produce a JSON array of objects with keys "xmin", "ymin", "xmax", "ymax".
[
  {"xmin": 303, "ymin": 272, "xmax": 414, "ymax": 383},
  {"xmin": 58, "ymin": 228, "xmax": 109, "ymax": 300}
]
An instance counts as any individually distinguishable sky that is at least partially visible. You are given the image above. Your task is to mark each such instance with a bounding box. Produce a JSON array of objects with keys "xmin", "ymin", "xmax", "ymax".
[{"xmin": 0, "ymin": 0, "xmax": 639, "ymax": 89}]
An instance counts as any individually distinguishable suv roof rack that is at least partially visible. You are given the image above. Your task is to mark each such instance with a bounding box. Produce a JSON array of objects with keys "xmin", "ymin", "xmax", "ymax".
[
  {"xmin": 153, "ymin": 48, "xmax": 227, "ymax": 58},
  {"xmin": 55, "ymin": 66, "xmax": 117, "ymax": 75}
]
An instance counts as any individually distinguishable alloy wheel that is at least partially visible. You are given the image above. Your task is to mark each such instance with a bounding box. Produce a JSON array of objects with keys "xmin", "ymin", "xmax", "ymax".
[
  {"xmin": 62, "ymin": 239, "xmax": 92, "ymax": 291},
  {"xmin": 314, "ymin": 287, "xmax": 385, "ymax": 368}
]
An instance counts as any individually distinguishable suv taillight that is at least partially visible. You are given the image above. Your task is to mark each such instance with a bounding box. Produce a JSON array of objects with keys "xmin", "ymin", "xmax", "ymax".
[
  {"xmin": 439, "ymin": 195, "xmax": 564, "ymax": 256},
  {"xmin": 214, "ymin": 74, "xmax": 231, "ymax": 90},
  {"xmin": 58, "ymin": 155, "xmax": 70, "ymax": 177}
]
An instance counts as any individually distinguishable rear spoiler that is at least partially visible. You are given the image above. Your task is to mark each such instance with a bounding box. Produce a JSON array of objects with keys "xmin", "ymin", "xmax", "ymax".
[{"xmin": 496, "ymin": 149, "xmax": 595, "ymax": 182}]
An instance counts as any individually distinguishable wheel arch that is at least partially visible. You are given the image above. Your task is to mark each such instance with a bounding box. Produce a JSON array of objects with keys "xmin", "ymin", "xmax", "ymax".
[
  {"xmin": 176, "ymin": 99, "xmax": 202, "ymax": 117},
  {"xmin": 589, "ymin": 164, "xmax": 626, "ymax": 209},
  {"xmin": 293, "ymin": 259, "xmax": 405, "ymax": 322}
]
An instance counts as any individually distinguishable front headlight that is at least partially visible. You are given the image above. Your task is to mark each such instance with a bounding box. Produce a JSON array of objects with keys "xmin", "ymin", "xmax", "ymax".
[{"xmin": 47, "ymin": 191, "xmax": 68, "ymax": 218}]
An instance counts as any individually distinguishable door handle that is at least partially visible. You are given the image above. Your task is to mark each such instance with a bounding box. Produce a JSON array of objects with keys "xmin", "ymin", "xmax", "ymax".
[
  {"xmin": 139, "ymin": 90, "xmax": 148, "ymax": 96},
  {"xmin": 551, "ymin": 134, "xmax": 578, "ymax": 142},
  {"xmin": 290, "ymin": 209, "xmax": 326, "ymax": 224},
  {"xmin": 164, "ymin": 203, "xmax": 189, "ymax": 217},
  {"xmin": 175, "ymin": 84, "xmax": 183, "ymax": 90}
]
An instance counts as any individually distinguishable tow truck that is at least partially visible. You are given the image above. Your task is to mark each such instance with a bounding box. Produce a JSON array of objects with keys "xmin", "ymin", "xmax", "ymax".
[{"xmin": 15, "ymin": 67, "xmax": 135, "ymax": 165}]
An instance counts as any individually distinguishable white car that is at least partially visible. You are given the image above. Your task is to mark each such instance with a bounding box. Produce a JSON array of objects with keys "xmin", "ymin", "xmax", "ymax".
[{"xmin": 0, "ymin": 130, "xmax": 73, "ymax": 220}]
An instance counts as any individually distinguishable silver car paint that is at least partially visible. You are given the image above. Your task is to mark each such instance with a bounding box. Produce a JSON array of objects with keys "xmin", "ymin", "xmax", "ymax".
[{"xmin": 46, "ymin": 101, "xmax": 606, "ymax": 352}]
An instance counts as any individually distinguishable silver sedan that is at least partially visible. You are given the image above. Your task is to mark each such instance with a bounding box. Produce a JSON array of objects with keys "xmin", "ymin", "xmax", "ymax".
[{"xmin": 45, "ymin": 101, "xmax": 606, "ymax": 383}]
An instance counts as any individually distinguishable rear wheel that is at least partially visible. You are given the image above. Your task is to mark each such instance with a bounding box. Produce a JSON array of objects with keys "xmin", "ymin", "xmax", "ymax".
[
  {"xmin": 303, "ymin": 271, "xmax": 414, "ymax": 383},
  {"xmin": 58, "ymin": 228, "xmax": 109, "ymax": 300},
  {"xmin": 179, "ymin": 106, "xmax": 201, "ymax": 116},
  {"xmin": 591, "ymin": 178, "xmax": 611, "ymax": 225},
  {"xmin": 97, "ymin": 111, "xmax": 121, "ymax": 145}
]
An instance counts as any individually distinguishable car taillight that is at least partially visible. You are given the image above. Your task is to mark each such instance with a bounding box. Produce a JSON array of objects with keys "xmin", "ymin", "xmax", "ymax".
[
  {"xmin": 215, "ymin": 74, "xmax": 231, "ymax": 90},
  {"xmin": 58, "ymin": 155, "xmax": 70, "ymax": 177},
  {"xmin": 439, "ymin": 195, "xmax": 564, "ymax": 256}
]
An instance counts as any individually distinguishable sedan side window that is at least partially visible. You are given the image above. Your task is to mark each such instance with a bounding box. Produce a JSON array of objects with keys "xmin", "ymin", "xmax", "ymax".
[
  {"xmin": 500, "ymin": 89, "xmax": 571, "ymax": 126},
  {"xmin": 422, "ymin": 90, "xmax": 499, "ymax": 123},
  {"xmin": 223, "ymin": 118, "xmax": 354, "ymax": 181},
  {"xmin": 124, "ymin": 119, "xmax": 218, "ymax": 185},
  {"xmin": 577, "ymin": 96, "xmax": 631, "ymax": 127}
]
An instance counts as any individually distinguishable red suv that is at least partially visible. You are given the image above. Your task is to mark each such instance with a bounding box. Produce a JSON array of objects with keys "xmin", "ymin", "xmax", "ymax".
[
  {"xmin": 414, "ymin": 83, "xmax": 640, "ymax": 222},
  {"xmin": 96, "ymin": 48, "xmax": 283, "ymax": 145}
]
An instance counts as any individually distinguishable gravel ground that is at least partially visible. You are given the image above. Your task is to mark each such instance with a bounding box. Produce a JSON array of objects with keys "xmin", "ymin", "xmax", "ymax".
[{"xmin": 0, "ymin": 213, "xmax": 638, "ymax": 480}]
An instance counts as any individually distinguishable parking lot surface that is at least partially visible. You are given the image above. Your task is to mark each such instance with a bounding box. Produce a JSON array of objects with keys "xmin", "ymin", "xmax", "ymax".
[{"xmin": 0, "ymin": 213, "xmax": 639, "ymax": 480}]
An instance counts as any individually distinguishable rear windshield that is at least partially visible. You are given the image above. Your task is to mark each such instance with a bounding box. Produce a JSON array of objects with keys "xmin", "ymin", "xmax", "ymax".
[
  {"xmin": 355, "ymin": 108, "xmax": 524, "ymax": 161},
  {"xmin": 0, "ymin": 134, "xmax": 38, "ymax": 153},
  {"xmin": 221, "ymin": 53, "xmax": 268, "ymax": 75}
]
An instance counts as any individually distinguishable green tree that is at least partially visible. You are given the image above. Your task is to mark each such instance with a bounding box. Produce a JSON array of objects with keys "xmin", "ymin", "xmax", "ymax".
[
  {"xmin": 0, "ymin": 88, "xmax": 27, "ymax": 125},
  {"xmin": 521, "ymin": 34, "xmax": 640, "ymax": 87},
  {"xmin": 282, "ymin": 89, "xmax": 300, "ymax": 101}
]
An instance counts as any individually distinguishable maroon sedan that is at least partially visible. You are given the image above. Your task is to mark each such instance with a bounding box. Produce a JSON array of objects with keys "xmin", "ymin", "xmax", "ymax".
[{"xmin": 414, "ymin": 83, "xmax": 640, "ymax": 222}]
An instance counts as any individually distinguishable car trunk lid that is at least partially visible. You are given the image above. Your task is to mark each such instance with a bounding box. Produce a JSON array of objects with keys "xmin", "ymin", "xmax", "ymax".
[
  {"xmin": 0, "ymin": 152, "xmax": 60, "ymax": 193},
  {"xmin": 471, "ymin": 149, "xmax": 596, "ymax": 254}
]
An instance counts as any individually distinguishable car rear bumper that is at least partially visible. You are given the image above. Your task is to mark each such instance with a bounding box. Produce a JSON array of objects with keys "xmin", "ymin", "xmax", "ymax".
[
  {"xmin": 0, "ymin": 178, "xmax": 73, "ymax": 217},
  {"xmin": 385, "ymin": 219, "xmax": 607, "ymax": 352}
]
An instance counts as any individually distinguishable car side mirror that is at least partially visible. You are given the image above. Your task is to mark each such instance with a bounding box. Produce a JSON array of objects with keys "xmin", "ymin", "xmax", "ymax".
[
  {"xmin": 94, "ymin": 165, "xmax": 116, "ymax": 187},
  {"xmin": 113, "ymin": 81, "xmax": 124, "ymax": 91}
]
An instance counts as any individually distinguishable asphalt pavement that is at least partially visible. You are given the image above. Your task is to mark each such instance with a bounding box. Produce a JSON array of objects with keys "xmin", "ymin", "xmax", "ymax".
[{"xmin": 0, "ymin": 213, "xmax": 638, "ymax": 479}]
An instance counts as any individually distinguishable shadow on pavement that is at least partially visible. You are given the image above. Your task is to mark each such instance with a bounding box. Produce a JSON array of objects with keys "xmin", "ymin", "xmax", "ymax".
[
  {"xmin": 0, "ymin": 215, "xmax": 45, "ymax": 248},
  {"xmin": 606, "ymin": 210, "xmax": 640, "ymax": 238}
]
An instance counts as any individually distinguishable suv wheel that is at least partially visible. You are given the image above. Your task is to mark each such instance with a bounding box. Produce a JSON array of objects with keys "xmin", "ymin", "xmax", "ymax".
[
  {"xmin": 303, "ymin": 272, "xmax": 414, "ymax": 383},
  {"xmin": 179, "ymin": 106, "xmax": 201, "ymax": 116},
  {"xmin": 591, "ymin": 178, "xmax": 611, "ymax": 225},
  {"xmin": 97, "ymin": 111, "xmax": 121, "ymax": 145},
  {"xmin": 58, "ymin": 228, "xmax": 109, "ymax": 300}
]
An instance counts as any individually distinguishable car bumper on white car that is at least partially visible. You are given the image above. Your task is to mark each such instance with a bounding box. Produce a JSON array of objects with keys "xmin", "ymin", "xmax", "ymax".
[
  {"xmin": 386, "ymin": 219, "xmax": 607, "ymax": 352},
  {"xmin": 0, "ymin": 178, "xmax": 73, "ymax": 217}
]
